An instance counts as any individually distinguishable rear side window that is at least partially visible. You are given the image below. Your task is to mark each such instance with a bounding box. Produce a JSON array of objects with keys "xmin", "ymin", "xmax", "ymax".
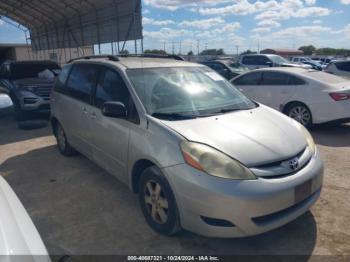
[
  {"xmin": 260, "ymin": 72, "xmax": 289, "ymax": 85},
  {"xmin": 66, "ymin": 64, "xmax": 98, "ymax": 103},
  {"xmin": 242, "ymin": 56, "xmax": 258, "ymax": 65},
  {"xmin": 233, "ymin": 72, "xmax": 261, "ymax": 85},
  {"xmin": 335, "ymin": 62, "xmax": 350, "ymax": 72}
]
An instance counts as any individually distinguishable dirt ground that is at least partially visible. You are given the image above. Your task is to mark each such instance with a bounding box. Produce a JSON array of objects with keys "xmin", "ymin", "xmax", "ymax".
[{"xmin": 0, "ymin": 108, "xmax": 349, "ymax": 258}]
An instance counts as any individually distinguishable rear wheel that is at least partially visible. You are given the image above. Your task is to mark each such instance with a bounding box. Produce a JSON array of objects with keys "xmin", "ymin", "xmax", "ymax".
[
  {"xmin": 285, "ymin": 103, "xmax": 313, "ymax": 128},
  {"xmin": 55, "ymin": 123, "xmax": 77, "ymax": 156},
  {"xmin": 138, "ymin": 166, "xmax": 181, "ymax": 236}
]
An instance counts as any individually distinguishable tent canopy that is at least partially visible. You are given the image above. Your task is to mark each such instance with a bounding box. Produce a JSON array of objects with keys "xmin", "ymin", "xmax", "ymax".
[{"xmin": 0, "ymin": 0, "xmax": 142, "ymax": 51}]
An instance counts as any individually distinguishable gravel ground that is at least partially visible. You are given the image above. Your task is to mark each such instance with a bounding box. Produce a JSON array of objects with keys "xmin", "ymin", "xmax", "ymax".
[{"xmin": 0, "ymin": 110, "xmax": 349, "ymax": 259}]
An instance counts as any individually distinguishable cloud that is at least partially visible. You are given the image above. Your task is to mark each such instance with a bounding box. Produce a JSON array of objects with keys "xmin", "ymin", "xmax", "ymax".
[
  {"xmin": 268, "ymin": 25, "xmax": 331, "ymax": 38},
  {"xmin": 252, "ymin": 27, "xmax": 271, "ymax": 33},
  {"xmin": 255, "ymin": 6, "xmax": 331, "ymax": 20},
  {"xmin": 143, "ymin": 0, "xmax": 230, "ymax": 11},
  {"xmin": 143, "ymin": 17, "xmax": 175, "ymax": 26},
  {"xmin": 305, "ymin": 0, "xmax": 316, "ymax": 5},
  {"xmin": 257, "ymin": 19, "xmax": 281, "ymax": 28},
  {"xmin": 340, "ymin": 0, "xmax": 350, "ymax": 4},
  {"xmin": 312, "ymin": 19, "xmax": 322, "ymax": 24},
  {"xmin": 179, "ymin": 17, "xmax": 225, "ymax": 29},
  {"xmin": 144, "ymin": 27, "xmax": 191, "ymax": 39}
]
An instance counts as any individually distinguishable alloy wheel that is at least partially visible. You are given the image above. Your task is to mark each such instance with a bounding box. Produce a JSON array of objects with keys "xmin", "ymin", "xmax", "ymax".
[
  {"xmin": 144, "ymin": 180, "xmax": 169, "ymax": 224},
  {"xmin": 288, "ymin": 106, "xmax": 311, "ymax": 126}
]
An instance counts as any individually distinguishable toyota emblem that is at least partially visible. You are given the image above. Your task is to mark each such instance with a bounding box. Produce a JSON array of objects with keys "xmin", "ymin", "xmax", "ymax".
[{"xmin": 289, "ymin": 157, "xmax": 299, "ymax": 170}]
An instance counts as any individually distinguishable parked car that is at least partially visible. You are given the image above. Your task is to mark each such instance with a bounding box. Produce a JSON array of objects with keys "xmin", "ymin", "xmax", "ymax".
[
  {"xmin": 240, "ymin": 54, "xmax": 311, "ymax": 70},
  {"xmin": 290, "ymin": 57, "xmax": 312, "ymax": 63},
  {"xmin": 51, "ymin": 55, "xmax": 323, "ymax": 238},
  {"xmin": 324, "ymin": 60, "xmax": 350, "ymax": 79},
  {"xmin": 0, "ymin": 60, "xmax": 61, "ymax": 120},
  {"xmin": 231, "ymin": 67, "xmax": 350, "ymax": 127},
  {"xmin": 301, "ymin": 61, "xmax": 325, "ymax": 71},
  {"xmin": 201, "ymin": 60, "xmax": 249, "ymax": 80},
  {"xmin": 0, "ymin": 176, "xmax": 50, "ymax": 260}
]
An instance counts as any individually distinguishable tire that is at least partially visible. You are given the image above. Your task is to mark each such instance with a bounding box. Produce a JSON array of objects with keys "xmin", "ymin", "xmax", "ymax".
[
  {"xmin": 54, "ymin": 122, "xmax": 77, "ymax": 157},
  {"xmin": 138, "ymin": 166, "xmax": 181, "ymax": 236},
  {"xmin": 285, "ymin": 102, "xmax": 313, "ymax": 128},
  {"xmin": 11, "ymin": 96, "xmax": 27, "ymax": 121}
]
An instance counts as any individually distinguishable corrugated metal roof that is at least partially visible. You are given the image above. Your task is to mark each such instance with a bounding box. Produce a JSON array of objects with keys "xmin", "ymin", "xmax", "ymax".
[{"xmin": 0, "ymin": 0, "xmax": 142, "ymax": 51}]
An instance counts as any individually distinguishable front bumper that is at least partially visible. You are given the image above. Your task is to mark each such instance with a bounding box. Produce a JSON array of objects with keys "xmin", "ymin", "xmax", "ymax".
[
  {"xmin": 163, "ymin": 151, "xmax": 323, "ymax": 238},
  {"xmin": 16, "ymin": 90, "xmax": 51, "ymax": 113}
]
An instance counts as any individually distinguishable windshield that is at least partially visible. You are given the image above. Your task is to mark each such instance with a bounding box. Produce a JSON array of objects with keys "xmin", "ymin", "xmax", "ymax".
[
  {"xmin": 127, "ymin": 67, "xmax": 256, "ymax": 119},
  {"xmin": 269, "ymin": 55, "xmax": 290, "ymax": 65},
  {"xmin": 10, "ymin": 63, "xmax": 61, "ymax": 79}
]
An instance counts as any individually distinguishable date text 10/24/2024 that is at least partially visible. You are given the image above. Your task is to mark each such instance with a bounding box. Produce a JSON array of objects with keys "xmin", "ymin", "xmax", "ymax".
[{"xmin": 127, "ymin": 256, "xmax": 220, "ymax": 261}]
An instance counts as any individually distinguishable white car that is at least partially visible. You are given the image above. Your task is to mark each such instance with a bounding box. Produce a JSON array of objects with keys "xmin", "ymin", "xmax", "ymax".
[
  {"xmin": 239, "ymin": 54, "xmax": 312, "ymax": 70},
  {"xmin": 0, "ymin": 176, "xmax": 50, "ymax": 261},
  {"xmin": 324, "ymin": 61, "xmax": 350, "ymax": 79},
  {"xmin": 231, "ymin": 67, "xmax": 350, "ymax": 127}
]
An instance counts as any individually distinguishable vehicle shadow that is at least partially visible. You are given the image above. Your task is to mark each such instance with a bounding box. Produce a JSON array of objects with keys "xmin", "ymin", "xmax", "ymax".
[
  {"xmin": 0, "ymin": 145, "xmax": 317, "ymax": 257},
  {"xmin": 311, "ymin": 123, "xmax": 350, "ymax": 147},
  {"xmin": 0, "ymin": 110, "xmax": 51, "ymax": 146}
]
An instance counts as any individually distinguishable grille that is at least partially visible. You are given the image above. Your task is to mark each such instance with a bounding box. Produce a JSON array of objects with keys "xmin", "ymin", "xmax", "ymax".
[
  {"xmin": 33, "ymin": 85, "xmax": 52, "ymax": 98},
  {"xmin": 250, "ymin": 147, "xmax": 313, "ymax": 179}
]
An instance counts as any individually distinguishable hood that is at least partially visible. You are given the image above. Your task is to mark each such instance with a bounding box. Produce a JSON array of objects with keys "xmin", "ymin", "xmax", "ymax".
[
  {"xmin": 13, "ymin": 77, "xmax": 54, "ymax": 87},
  {"xmin": 160, "ymin": 105, "xmax": 307, "ymax": 167}
]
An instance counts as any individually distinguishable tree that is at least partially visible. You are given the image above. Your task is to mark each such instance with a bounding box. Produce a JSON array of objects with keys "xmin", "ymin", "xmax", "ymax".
[
  {"xmin": 187, "ymin": 50, "xmax": 194, "ymax": 56},
  {"xmin": 240, "ymin": 49, "xmax": 257, "ymax": 55},
  {"xmin": 298, "ymin": 45, "xmax": 316, "ymax": 55},
  {"xmin": 144, "ymin": 49, "xmax": 167, "ymax": 55},
  {"xmin": 119, "ymin": 49, "xmax": 129, "ymax": 55},
  {"xmin": 200, "ymin": 48, "xmax": 225, "ymax": 55}
]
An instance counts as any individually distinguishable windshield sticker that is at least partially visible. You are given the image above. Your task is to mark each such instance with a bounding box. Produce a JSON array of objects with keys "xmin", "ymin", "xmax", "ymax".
[{"xmin": 205, "ymin": 72, "xmax": 225, "ymax": 81}]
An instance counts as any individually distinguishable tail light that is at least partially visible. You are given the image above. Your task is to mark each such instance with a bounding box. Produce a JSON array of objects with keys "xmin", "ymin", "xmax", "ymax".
[{"xmin": 329, "ymin": 92, "xmax": 350, "ymax": 101}]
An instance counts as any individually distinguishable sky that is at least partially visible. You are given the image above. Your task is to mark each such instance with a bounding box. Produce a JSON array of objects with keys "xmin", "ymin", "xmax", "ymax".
[{"xmin": 0, "ymin": 0, "xmax": 350, "ymax": 54}]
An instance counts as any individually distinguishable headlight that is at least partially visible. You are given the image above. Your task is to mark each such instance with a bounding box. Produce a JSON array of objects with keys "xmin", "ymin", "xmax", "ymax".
[
  {"xmin": 298, "ymin": 124, "xmax": 316, "ymax": 155},
  {"xmin": 180, "ymin": 141, "xmax": 256, "ymax": 180},
  {"xmin": 17, "ymin": 85, "xmax": 35, "ymax": 92}
]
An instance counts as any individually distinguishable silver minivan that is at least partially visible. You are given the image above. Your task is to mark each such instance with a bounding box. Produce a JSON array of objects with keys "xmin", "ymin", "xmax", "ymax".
[{"xmin": 51, "ymin": 55, "xmax": 323, "ymax": 237}]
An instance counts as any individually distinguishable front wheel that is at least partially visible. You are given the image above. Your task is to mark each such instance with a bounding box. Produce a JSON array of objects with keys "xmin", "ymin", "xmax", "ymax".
[
  {"xmin": 285, "ymin": 103, "xmax": 313, "ymax": 128},
  {"xmin": 138, "ymin": 166, "xmax": 181, "ymax": 236}
]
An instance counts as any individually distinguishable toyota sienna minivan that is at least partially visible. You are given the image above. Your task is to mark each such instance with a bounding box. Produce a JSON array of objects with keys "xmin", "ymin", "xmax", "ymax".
[{"xmin": 51, "ymin": 55, "xmax": 323, "ymax": 237}]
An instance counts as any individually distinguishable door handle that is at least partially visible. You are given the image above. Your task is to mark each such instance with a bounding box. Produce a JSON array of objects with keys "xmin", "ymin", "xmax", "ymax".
[
  {"xmin": 82, "ymin": 107, "xmax": 89, "ymax": 115},
  {"xmin": 90, "ymin": 112, "xmax": 97, "ymax": 119}
]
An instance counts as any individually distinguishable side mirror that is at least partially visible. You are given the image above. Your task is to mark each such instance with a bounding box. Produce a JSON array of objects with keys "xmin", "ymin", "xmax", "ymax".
[{"xmin": 102, "ymin": 101, "xmax": 127, "ymax": 118}]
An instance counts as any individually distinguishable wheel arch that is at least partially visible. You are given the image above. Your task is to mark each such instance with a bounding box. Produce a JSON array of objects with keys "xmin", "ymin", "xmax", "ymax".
[{"xmin": 131, "ymin": 159, "xmax": 158, "ymax": 194}]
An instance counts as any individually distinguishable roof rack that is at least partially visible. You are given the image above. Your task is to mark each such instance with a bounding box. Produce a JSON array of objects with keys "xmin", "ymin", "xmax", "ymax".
[
  {"xmin": 132, "ymin": 54, "xmax": 185, "ymax": 61},
  {"xmin": 68, "ymin": 55, "xmax": 119, "ymax": 63},
  {"xmin": 68, "ymin": 54, "xmax": 185, "ymax": 64}
]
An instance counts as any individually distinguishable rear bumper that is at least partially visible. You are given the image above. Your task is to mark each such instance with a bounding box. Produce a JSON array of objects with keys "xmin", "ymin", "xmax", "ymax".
[
  {"xmin": 163, "ymin": 151, "xmax": 323, "ymax": 238},
  {"xmin": 311, "ymin": 100, "xmax": 350, "ymax": 124}
]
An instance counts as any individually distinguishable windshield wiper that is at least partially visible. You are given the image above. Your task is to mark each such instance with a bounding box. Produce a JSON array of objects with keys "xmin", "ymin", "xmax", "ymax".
[
  {"xmin": 210, "ymin": 107, "xmax": 254, "ymax": 115},
  {"xmin": 151, "ymin": 112, "xmax": 197, "ymax": 120}
]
